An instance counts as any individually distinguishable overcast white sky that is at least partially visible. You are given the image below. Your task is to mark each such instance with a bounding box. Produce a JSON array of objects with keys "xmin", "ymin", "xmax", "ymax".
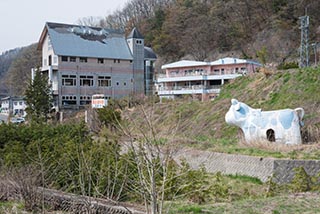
[{"xmin": 0, "ymin": 0, "xmax": 128, "ymax": 54}]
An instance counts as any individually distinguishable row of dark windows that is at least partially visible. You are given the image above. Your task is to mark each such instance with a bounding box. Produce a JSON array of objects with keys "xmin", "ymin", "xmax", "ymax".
[
  {"xmin": 61, "ymin": 56, "xmax": 132, "ymax": 64},
  {"xmin": 62, "ymin": 75, "xmax": 112, "ymax": 87},
  {"xmin": 62, "ymin": 95, "xmax": 111, "ymax": 106}
]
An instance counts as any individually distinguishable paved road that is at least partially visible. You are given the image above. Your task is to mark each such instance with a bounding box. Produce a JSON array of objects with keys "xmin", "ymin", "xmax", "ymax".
[{"xmin": 0, "ymin": 113, "xmax": 8, "ymax": 124}]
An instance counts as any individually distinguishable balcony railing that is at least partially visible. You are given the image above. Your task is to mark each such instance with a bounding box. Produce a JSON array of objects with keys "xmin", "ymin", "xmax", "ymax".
[
  {"xmin": 157, "ymin": 69, "xmax": 246, "ymax": 78},
  {"xmin": 158, "ymin": 85, "xmax": 221, "ymax": 91}
]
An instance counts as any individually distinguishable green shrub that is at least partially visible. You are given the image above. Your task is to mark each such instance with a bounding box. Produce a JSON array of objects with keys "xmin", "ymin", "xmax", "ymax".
[
  {"xmin": 97, "ymin": 105, "xmax": 122, "ymax": 129},
  {"xmin": 210, "ymin": 172, "xmax": 230, "ymax": 202},
  {"xmin": 178, "ymin": 205, "xmax": 202, "ymax": 213},
  {"xmin": 290, "ymin": 167, "xmax": 311, "ymax": 193},
  {"xmin": 227, "ymin": 174, "xmax": 263, "ymax": 185},
  {"xmin": 277, "ymin": 62, "xmax": 299, "ymax": 70},
  {"xmin": 265, "ymin": 175, "xmax": 278, "ymax": 197}
]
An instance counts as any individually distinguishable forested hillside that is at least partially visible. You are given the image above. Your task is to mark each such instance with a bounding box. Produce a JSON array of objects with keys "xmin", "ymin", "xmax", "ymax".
[
  {"xmin": 0, "ymin": 44, "xmax": 41, "ymax": 96},
  {"xmin": 98, "ymin": 0, "xmax": 320, "ymax": 64},
  {"xmin": 2, "ymin": 0, "xmax": 320, "ymax": 96},
  {"xmin": 0, "ymin": 48, "xmax": 21, "ymax": 95}
]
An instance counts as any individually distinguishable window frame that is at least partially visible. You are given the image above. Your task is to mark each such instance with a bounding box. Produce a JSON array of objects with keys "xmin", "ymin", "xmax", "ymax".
[
  {"xmin": 80, "ymin": 75, "xmax": 94, "ymax": 86},
  {"xmin": 70, "ymin": 56, "xmax": 76, "ymax": 62},
  {"xmin": 61, "ymin": 56, "xmax": 68, "ymax": 62},
  {"xmin": 62, "ymin": 74, "xmax": 77, "ymax": 86},
  {"xmin": 98, "ymin": 58, "xmax": 104, "ymax": 64},
  {"xmin": 98, "ymin": 76, "xmax": 111, "ymax": 87},
  {"xmin": 80, "ymin": 57, "xmax": 88, "ymax": 63}
]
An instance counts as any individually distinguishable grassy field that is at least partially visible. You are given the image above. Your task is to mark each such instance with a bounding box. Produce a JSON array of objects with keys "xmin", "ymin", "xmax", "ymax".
[
  {"xmin": 167, "ymin": 192, "xmax": 320, "ymax": 214},
  {"xmin": 0, "ymin": 201, "xmax": 25, "ymax": 213}
]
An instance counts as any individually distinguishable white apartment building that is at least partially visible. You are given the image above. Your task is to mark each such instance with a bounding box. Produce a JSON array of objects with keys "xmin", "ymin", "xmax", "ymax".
[{"xmin": 157, "ymin": 57, "xmax": 261, "ymax": 101}]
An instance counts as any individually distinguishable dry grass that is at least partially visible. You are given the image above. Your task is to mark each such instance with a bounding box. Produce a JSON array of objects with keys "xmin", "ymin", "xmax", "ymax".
[
  {"xmin": 167, "ymin": 192, "xmax": 320, "ymax": 214},
  {"xmin": 237, "ymin": 139, "xmax": 320, "ymax": 159}
]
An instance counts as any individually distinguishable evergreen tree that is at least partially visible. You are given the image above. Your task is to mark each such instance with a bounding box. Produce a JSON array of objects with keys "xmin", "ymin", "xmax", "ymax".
[{"xmin": 24, "ymin": 70, "xmax": 53, "ymax": 123}]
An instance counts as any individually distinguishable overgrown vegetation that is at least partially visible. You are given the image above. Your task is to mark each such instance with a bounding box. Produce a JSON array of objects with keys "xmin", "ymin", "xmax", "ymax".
[
  {"xmin": 0, "ymin": 67, "xmax": 319, "ymax": 212},
  {"xmin": 0, "ymin": 120, "xmax": 268, "ymax": 213}
]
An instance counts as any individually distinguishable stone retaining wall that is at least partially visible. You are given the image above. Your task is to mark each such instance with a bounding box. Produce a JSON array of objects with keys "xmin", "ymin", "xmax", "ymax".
[
  {"xmin": 273, "ymin": 159, "xmax": 320, "ymax": 184},
  {"xmin": 175, "ymin": 148, "xmax": 320, "ymax": 183}
]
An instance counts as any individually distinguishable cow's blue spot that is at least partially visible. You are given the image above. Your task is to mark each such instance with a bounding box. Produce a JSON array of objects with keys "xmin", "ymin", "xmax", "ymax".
[
  {"xmin": 271, "ymin": 118, "xmax": 277, "ymax": 126},
  {"xmin": 238, "ymin": 106, "xmax": 246, "ymax": 115},
  {"xmin": 279, "ymin": 110, "xmax": 294, "ymax": 129}
]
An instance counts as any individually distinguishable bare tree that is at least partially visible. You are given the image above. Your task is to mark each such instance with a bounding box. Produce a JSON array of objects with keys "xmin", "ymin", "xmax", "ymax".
[{"xmin": 117, "ymin": 102, "xmax": 183, "ymax": 214}]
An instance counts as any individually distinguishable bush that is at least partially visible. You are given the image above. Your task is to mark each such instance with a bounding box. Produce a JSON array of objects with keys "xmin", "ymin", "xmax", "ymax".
[
  {"xmin": 97, "ymin": 104, "xmax": 122, "ymax": 129},
  {"xmin": 277, "ymin": 61, "xmax": 299, "ymax": 70},
  {"xmin": 290, "ymin": 167, "xmax": 311, "ymax": 193}
]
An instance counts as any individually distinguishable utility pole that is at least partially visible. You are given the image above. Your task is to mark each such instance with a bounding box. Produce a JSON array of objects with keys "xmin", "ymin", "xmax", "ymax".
[{"xmin": 299, "ymin": 15, "xmax": 309, "ymax": 68}]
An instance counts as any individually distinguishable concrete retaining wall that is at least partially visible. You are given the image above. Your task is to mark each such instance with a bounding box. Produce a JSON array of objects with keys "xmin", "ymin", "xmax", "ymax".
[
  {"xmin": 273, "ymin": 159, "xmax": 320, "ymax": 184},
  {"xmin": 175, "ymin": 148, "xmax": 320, "ymax": 183}
]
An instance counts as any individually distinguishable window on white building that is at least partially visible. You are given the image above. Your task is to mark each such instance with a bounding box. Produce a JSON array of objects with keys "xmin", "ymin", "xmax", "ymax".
[
  {"xmin": 53, "ymin": 56, "xmax": 58, "ymax": 64},
  {"xmin": 48, "ymin": 38, "xmax": 52, "ymax": 51},
  {"xmin": 62, "ymin": 56, "xmax": 68, "ymax": 62},
  {"xmin": 80, "ymin": 95, "xmax": 91, "ymax": 105},
  {"xmin": 80, "ymin": 75, "xmax": 93, "ymax": 86},
  {"xmin": 62, "ymin": 75, "xmax": 77, "ymax": 86},
  {"xmin": 98, "ymin": 58, "xmax": 104, "ymax": 64},
  {"xmin": 62, "ymin": 95, "xmax": 77, "ymax": 105},
  {"xmin": 98, "ymin": 76, "xmax": 111, "ymax": 87},
  {"xmin": 80, "ymin": 57, "xmax": 87, "ymax": 63},
  {"xmin": 70, "ymin": 57, "xmax": 76, "ymax": 62}
]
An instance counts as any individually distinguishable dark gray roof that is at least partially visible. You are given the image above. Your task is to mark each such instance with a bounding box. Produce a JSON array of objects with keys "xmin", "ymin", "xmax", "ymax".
[
  {"xmin": 144, "ymin": 47, "xmax": 157, "ymax": 60},
  {"xmin": 127, "ymin": 28, "xmax": 144, "ymax": 39},
  {"xmin": 45, "ymin": 22, "xmax": 133, "ymax": 60}
]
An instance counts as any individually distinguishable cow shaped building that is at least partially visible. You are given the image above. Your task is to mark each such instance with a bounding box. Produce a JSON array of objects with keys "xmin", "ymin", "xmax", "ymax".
[
  {"xmin": 225, "ymin": 99, "xmax": 304, "ymax": 145},
  {"xmin": 35, "ymin": 22, "xmax": 156, "ymax": 111}
]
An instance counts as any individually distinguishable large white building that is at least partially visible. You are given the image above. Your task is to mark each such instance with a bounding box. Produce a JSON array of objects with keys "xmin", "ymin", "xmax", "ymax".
[
  {"xmin": 36, "ymin": 22, "xmax": 156, "ymax": 111},
  {"xmin": 157, "ymin": 57, "xmax": 261, "ymax": 101}
]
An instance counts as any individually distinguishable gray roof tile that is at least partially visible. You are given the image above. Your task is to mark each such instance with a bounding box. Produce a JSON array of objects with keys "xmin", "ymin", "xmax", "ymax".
[{"xmin": 46, "ymin": 22, "xmax": 133, "ymax": 60}]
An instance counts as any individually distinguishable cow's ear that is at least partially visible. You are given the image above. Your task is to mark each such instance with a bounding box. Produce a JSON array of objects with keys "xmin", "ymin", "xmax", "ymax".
[
  {"xmin": 235, "ymin": 103, "xmax": 241, "ymax": 111},
  {"xmin": 231, "ymin": 99, "xmax": 241, "ymax": 111}
]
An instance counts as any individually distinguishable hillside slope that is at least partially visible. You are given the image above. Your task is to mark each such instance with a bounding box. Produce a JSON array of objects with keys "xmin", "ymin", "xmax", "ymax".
[{"xmin": 124, "ymin": 68, "xmax": 320, "ymax": 148}]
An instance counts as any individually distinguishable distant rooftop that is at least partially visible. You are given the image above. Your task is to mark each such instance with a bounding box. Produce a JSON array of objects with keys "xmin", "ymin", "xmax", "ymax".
[
  {"xmin": 162, "ymin": 57, "xmax": 261, "ymax": 69},
  {"xmin": 144, "ymin": 46, "xmax": 157, "ymax": 60},
  {"xmin": 161, "ymin": 60, "xmax": 208, "ymax": 69},
  {"xmin": 210, "ymin": 57, "xmax": 261, "ymax": 66},
  {"xmin": 127, "ymin": 27, "xmax": 144, "ymax": 39}
]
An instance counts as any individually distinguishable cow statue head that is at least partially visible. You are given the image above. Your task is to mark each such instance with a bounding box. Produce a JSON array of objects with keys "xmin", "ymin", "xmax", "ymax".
[{"xmin": 225, "ymin": 99, "xmax": 252, "ymax": 127}]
